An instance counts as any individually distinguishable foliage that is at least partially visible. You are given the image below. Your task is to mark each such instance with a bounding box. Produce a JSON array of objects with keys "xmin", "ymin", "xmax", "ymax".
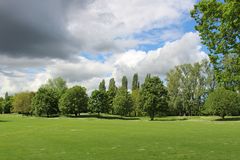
[
  {"xmin": 99, "ymin": 79, "xmax": 106, "ymax": 92},
  {"xmin": 31, "ymin": 87, "xmax": 59, "ymax": 117},
  {"xmin": 89, "ymin": 90, "xmax": 109, "ymax": 115},
  {"xmin": 131, "ymin": 73, "xmax": 141, "ymax": 116},
  {"xmin": 113, "ymin": 87, "xmax": 133, "ymax": 116},
  {"xmin": 2, "ymin": 92, "xmax": 13, "ymax": 114},
  {"xmin": 12, "ymin": 92, "xmax": 35, "ymax": 115},
  {"xmin": 191, "ymin": 0, "xmax": 240, "ymax": 91},
  {"xmin": 122, "ymin": 76, "xmax": 128, "ymax": 90},
  {"xmin": 140, "ymin": 75, "xmax": 168, "ymax": 120},
  {"xmin": 59, "ymin": 86, "xmax": 88, "ymax": 116},
  {"xmin": 43, "ymin": 77, "xmax": 67, "ymax": 98},
  {"xmin": 166, "ymin": 60, "xmax": 215, "ymax": 116},
  {"xmin": 204, "ymin": 87, "xmax": 240, "ymax": 119},
  {"xmin": 0, "ymin": 97, "xmax": 3, "ymax": 114},
  {"xmin": 107, "ymin": 78, "xmax": 117, "ymax": 114},
  {"xmin": 131, "ymin": 89, "xmax": 141, "ymax": 116},
  {"xmin": 132, "ymin": 73, "xmax": 139, "ymax": 90}
]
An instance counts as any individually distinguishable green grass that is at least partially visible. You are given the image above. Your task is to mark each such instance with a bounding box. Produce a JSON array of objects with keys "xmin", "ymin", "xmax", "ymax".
[{"xmin": 1, "ymin": 114, "xmax": 240, "ymax": 160}]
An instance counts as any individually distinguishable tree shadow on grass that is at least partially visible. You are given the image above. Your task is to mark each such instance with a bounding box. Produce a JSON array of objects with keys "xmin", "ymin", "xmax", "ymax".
[
  {"xmin": 67, "ymin": 114, "xmax": 140, "ymax": 120},
  {"xmin": 215, "ymin": 117, "xmax": 240, "ymax": 121},
  {"xmin": 153, "ymin": 117, "xmax": 189, "ymax": 121},
  {"xmin": 0, "ymin": 120, "xmax": 10, "ymax": 122}
]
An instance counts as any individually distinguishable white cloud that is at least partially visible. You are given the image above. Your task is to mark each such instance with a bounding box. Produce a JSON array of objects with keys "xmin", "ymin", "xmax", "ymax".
[
  {"xmin": 0, "ymin": 32, "xmax": 208, "ymax": 96},
  {"xmin": 67, "ymin": 0, "xmax": 195, "ymax": 52}
]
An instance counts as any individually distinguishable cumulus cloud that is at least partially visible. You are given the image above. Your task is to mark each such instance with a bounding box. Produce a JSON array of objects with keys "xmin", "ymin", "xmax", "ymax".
[
  {"xmin": 0, "ymin": 0, "xmax": 195, "ymax": 58},
  {"xmin": 0, "ymin": 1, "xmax": 206, "ymax": 96},
  {"xmin": 0, "ymin": 32, "xmax": 208, "ymax": 96},
  {"xmin": 109, "ymin": 32, "xmax": 208, "ymax": 84}
]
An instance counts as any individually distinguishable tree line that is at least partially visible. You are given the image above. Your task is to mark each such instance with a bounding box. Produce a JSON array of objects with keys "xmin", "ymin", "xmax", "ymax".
[{"xmin": 0, "ymin": 60, "xmax": 239, "ymax": 120}]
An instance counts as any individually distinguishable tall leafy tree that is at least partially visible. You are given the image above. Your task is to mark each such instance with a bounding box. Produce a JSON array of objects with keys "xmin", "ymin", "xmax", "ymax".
[
  {"xmin": 140, "ymin": 75, "xmax": 168, "ymax": 120},
  {"xmin": 89, "ymin": 90, "xmax": 109, "ymax": 116},
  {"xmin": 0, "ymin": 97, "xmax": 4, "ymax": 114},
  {"xmin": 166, "ymin": 60, "xmax": 215, "ymax": 116},
  {"xmin": 3, "ymin": 92, "xmax": 13, "ymax": 114},
  {"xmin": 31, "ymin": 87, "xmax": 59, "ymax": 117},
  {"xmin": 191, "ymin": 0, "xmax": 240, "ymax": 91},
  {"xmin": 99, "ymin": 79, "xmax": 106, "ymax": 92},
  {"xmin": 122, "ymin": 76, "xmax": 128, "ymax": 90},
  {"xmin": 204, "ymin": 87, "xmax": 240, "ymax": 119},
  {"xmin": 59, "ymin": 86, "xmax": 88, "ymax": 116},
  {"xmin": 107, "ymin": 78, "xmax": 117, "ymax": 113},
  {"xmin": 113, "ymin": 87, "xmax": 133, "ymax": 117},
  {"xmin": 13, "ymin": 92, "xmax": 35, "ymax": 115},
  {"xmin": 132, "ymin": 73, "xmax": 139, "ymax": 90},
  {"xmin": 131, "ymin": 73, "xmax": 140, "ymax": 116}
]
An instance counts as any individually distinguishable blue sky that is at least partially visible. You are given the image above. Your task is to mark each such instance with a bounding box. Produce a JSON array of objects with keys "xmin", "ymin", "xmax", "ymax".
[{"xmin": 0, "ymin": 0, "xmax": 209, "ymax": 95}]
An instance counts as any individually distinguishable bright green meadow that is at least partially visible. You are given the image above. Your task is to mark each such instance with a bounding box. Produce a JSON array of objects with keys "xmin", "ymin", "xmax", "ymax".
[{"xmin": 1, "ymin": 114, "xmax": 240, "ymax": 160}]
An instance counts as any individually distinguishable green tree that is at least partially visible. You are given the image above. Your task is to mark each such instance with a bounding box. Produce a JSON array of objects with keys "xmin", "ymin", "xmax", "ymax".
[
  {"xmin": 89, "ymin": 90, "xmax": 109, "ymax": 116},
  {"xmin": 59, "ymin": 86, "xmax": 88, "ymax": 116},
  {"xmin": 0, "ymin": 97, "xmax": 4, "ymax": 114},
  {"xmin": 122, "ymin": 76, "xmax": 128, "ymax": 90},
  {"xmin": 107, "ymin": 78, "xmax": 117, "ymax": 114},
  {"xmin": 166, "ymin": 60, "xmax": 215, "ymax": 116},
  {"xmin": 132, "ymin": 73, "xmax": 139, "ymax": 90},
  {"xmin": 99, "ymin": 79, "xmax": 106, "ymax": 92},
  {"xmin": 191, "ymin": 0, "xmax": 240, "ymax": 91},
  {"xmin": 113, "ymin": 87, "xmax": 133, "ymax": 117},
  {"xmin": 3, "ymin": 92, "xmax": 13, "ymax": 114},
  {"xmin": 43, "ymin": 77, "xmax": 67, "ymax": 98},
  {"xmin": 13, "ymin": 92, "xmax": 35, "ymax": 115},
  {"xmin": 131, "ymin": 73, "xmax": 141, "ymax": 116},
  {"xmin": 131, "ymin": 89, "xmax": 141, "ymax": 116},
  {"xmin": 140, "ymin": 75, "xmax": 168, "ymax": 120},
  {"xmin": 204, "ymin": 87, "xmax": 240, "ymax": 119},
  {"xmin": 31, "ymin": 87, "xmax": 59, "ymax": 117}
]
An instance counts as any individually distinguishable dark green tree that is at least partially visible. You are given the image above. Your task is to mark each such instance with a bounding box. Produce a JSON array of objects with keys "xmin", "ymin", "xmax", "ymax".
[
  {"xmin": 122, "ymin": 76, "xmax": 128, "ymax": 90},
  {"xmin": 3, "ymin": 92, "xmax": 13, "ymax": 114},
  {"xmin": 31, "ymin": 87, "xmax": 59, "ymax": 117},
  {"xmin": 99, "ymin": 79, "xmax": 106, "ymax": 92},
  {"xmin": 131, "ymin": 73, "xmax": 141, "ymax": 116},
  {"xmin": 107, "ymin": 78, "xmax": 117, "ymax": 114},
  {"xmin": 0, "ymin": 97, "xmax": 4, "ymax": 114},
  {"xmin": 191, "ymin": 0, "xmax": 240, "ymax": 91},
  {"xmin": 204, "ymin": 87, "xmax": 240, "ymax": 119},
  {"xmin": 89, "ymin": 90, "xmax": 109, "ymax": 116},
  {"xmin": 132, "ymin": 73, "xmax": 139, "ymax": 90},
  {"xmin": 140, "ymin": 75, "xmax": 168, "ymax": 120},
  {"xmin": 113, "ymin": 87, "xmax": 133, "ymax": 117},
  {"xmin": 59, "ymin": 86, "xmax": 88, "ymax": 116}
]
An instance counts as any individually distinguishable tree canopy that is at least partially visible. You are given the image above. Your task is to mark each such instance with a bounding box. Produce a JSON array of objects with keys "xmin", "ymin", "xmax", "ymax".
[
  {"xmin": 140, "ymin": 75, "xmax": 168, "ymax": 120},
  {"xmin": 89, "ymin": 90, "xmax": 109, "ymax": 115},
  {"xmin": 191, "ymin": 0, "xmax": 240, "ymax": 91},
  {"xmin": 204, "ymin": 87, "xmax": 240, "ymax": 119},
  {"xmin": 32, "ymin": 87, "xmax": 59, "ymax": 117},
  {"xmin": 59, "ymin": 86, "xmax": 88, "ymax": 116},
  {"xmin": 13, "ymin": 92, "xmax": 35, "ymax": 115},
  {"xmin": 113, "ymin": 87, "xmax": 133, "ymax": 117}
]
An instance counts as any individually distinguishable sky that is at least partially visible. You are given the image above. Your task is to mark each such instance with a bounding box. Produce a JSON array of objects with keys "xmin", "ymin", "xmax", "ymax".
[{"xmin": 0, "ymin": 0, "xmax": 209, "ymax": 96}]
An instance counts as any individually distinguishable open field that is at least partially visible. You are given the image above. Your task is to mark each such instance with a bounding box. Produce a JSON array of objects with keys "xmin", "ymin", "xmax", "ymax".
[{"xmin": 1, "ymin": 115, "xmax": 240, "ymax": 160}]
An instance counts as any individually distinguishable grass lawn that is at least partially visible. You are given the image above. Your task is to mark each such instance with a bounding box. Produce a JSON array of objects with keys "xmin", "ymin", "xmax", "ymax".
[{"xmin": 1, "ymin": 114, "xmax": 240, "ymax": 160}]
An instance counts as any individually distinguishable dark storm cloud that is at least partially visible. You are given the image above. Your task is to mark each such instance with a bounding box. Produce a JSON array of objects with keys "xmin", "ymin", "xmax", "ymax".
[{"xmin": 0, "ymin": 0, "xmax": 93, "ymax": 59}]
